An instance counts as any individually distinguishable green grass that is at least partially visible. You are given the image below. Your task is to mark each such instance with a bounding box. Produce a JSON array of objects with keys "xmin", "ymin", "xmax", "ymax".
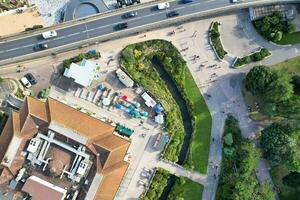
[
  {"xmin": 184, "ymin": 69, "xmax": 211, "ymax": 173},
  {"xmin": 270, "ymin": 165, "xmax": 299, "ymax": 200},
  {"xmin": 277, "ymin": 32, "xmax": 300, "ymax": 45},
  {"xmin": 273, "ymin": 56, "xmax": 300, "ymax": 76},
  {"xmin": 14, "ymin": 88, "xmax": 25, "ymax": 99},
  {"xmin": 181, "ymin": 179, "xmax": 203, "ymax": 200},
  {"xmin": 168, "ymin": 176, "xmax": 203, "ymax": 200}
]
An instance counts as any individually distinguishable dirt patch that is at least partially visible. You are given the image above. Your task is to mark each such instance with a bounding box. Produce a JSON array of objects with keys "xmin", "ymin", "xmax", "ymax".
[{"xmin": 0, "ymin": 8, "xmax": 44, "ymax": 36}]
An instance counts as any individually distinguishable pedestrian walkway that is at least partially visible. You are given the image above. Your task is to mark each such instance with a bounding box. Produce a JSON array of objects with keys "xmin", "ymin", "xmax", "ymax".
[{"xmin": 157, "ymin": 160, "xmax": 207, "ymax": 185}]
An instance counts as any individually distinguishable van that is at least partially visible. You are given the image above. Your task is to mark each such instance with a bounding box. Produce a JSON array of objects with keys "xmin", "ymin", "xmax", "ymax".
[
  {"xmin": 157, "ymin": 2, "xmax": 170, "ymax": 10},
  {"xmin": 42, "ymin": 30, "xmax": 57, "ymax": 39}
]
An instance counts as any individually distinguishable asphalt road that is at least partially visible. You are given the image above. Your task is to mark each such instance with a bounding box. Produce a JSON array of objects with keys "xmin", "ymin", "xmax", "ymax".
[{"xmin": 0, "ymin": 0, "xmax": 292, "ymax": 61}]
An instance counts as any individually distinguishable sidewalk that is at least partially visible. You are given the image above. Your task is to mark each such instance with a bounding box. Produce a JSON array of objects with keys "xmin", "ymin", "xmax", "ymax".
[{"xmin": 157, "ymin": 160, "xmax": 207, "ymax": 185}]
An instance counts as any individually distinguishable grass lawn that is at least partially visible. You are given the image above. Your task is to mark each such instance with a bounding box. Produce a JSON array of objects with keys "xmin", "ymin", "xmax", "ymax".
[
  {"xmin": 181, "ymin": 179, "xmax": 203, "ymax": 200},
  {"xmin": 277, "ymin": 32, "xmax": 300, "ymax": 45},
  {"xmin": 168, "ymin": 176, "xmax": 203, "ymax": 200},
  {"xmin": 270, "ymin": 165, "xmax": 299, "ymax": 200},
  {"xmin": 184, "ymin": 68, "xmax": 211, "ymax": 173},
  {"xmin": 273, "ymin": 56, "xmax": 300, "ymax": 75}
]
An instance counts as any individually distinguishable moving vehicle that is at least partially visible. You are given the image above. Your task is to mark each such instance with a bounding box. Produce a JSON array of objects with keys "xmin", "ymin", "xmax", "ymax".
[
  {"xmin": 157, "ymin": 2, "xmax": 170, "ymax": 10},
  {"xmin": 25, "ymin": 73, "xmax": 37, "ymax": 85},
  {"xmin": 123, "ymin": 11, "xmax": 138, "ymax": 18},
  {"xmin": 182, "ymin": 0, "xmax": 192, "ymax": 3},
  {"xmin": 20, "ymin": 77, "xmax": 32, "ymax": 88},
  {"xmin": 115, "ymin": 23, "xmax": 128, "ymax": 30},
  {"xmin": 42, "ymin": 30, "xmax": 57, "ymax": 39},
  {"xmin": 231, "ymin": 0, "xmax": 243, "ymax": 3},
  {"xmin": 167, "ymin": 11, "xmax": 179, "ymax": 18},
  {"xmin": 34, "ymin": 43, "xmax": 48, "ymax": 51}
]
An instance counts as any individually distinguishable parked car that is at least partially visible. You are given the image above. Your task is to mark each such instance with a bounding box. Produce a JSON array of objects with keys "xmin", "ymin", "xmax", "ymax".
[
  {"xmin": 115, "ymin": 23, "xmax": 128, "ymax": 30},
  {"xmin": 123, "ymin": 11, "xmax": 138, "ymax": 18},
  {"xmin": 20, "ymin": 77, "xmax": 32, "ymax": 88},
  {"xmin": 42, "ymin": 30, "xmax": 57, "ymax": 39},
  {"xmin": 140, "ymin": 172, "xmax": 151, "ymax": 179},
  {"xmin": 34, "ymin": 43, "xmax": 48, "ymax": 51},
  {"xmin": 143, "ymin": 168, "xmax": 152, "ymax": 173},
  {"xmin": 167, "ymin": 11, "xmax": 179, "ymax": 18},
  {"xmin": 24, "ymin": 73, "xmax": 37, "ymax": 85},
  {"xmin": 138, "ymin": 180, "xmax": 147, "ymax": 187},
  {"xmin": 157, "ymin": 2, "xmax": 170, "ymax": 10}
]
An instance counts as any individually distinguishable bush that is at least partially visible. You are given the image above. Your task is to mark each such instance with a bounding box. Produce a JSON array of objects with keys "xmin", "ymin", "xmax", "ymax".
[
  {"xmin": 234, "ymin": 48, "xmax": 271, "ymax": 67},
  {"xmin": 25, "ymin": 24, "xmax": 43, "ymax": 31},
  {"xmin": 63, "ymin": 51, "xmax": 101, "ymax": 68},
  {"xmin": 210, "ymin": 22, "xmax": 227, "ymax": 59},
  {"xmin": 253, "ymin": 11, "xmax": 296, "ymax": 43}
]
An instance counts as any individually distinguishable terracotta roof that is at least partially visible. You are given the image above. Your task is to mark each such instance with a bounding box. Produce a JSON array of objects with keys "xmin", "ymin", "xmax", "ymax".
[
  {"xmin": 47, "ymin": 98, "xmax": 115, "ymax": 139},
  {"xmin": 95, "ymin": 161, "xmax": 129, "ymax": 200},
  {"xmin": 0, "ymin": 97, "xmax": 130, "ymax": 200},
  {"xmin": 22, "ymin": 176, "xmax": 67, "ymax": 200}
]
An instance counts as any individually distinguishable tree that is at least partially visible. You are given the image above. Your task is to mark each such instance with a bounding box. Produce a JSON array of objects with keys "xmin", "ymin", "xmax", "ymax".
[
  {"xmin": 245, "ymin": 66, "xmax": 274, "ymax": 96},
  {"xmin": 264, "ymin": 71, "xmax": 293, "ymax": 103},
  {"xmin": 256, "ymin": 183, "xmax": 276, "ymax": 200},
  {"xmin": 236, "ymin": 142, "xmax": 260, "ymax": 175},
  {"xmin": 224, "ymin": 133, "xmax": 233, "ymax": 146},
  {"xmin": 282, "ymin": 172, "xmax": 300, "ymax": 190},
  {"xmin": 287, "ymin": 23, "xmax": 296, "ymax": 34},
  {"xmin": 273, "ymin": 31, "xmax": 283, "ymax": 42},
  {"xmin": 261, "ymin": 123, "xmax": 293, "ymax": 165}
]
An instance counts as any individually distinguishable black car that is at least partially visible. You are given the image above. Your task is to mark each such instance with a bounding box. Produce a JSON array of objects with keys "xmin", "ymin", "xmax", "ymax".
[
  {"xmin": 25, "ymin": 73, "xmax": 37, "ymax": 85},
  {"xmin": 34, "ymin": 43, "xmax": 48, "ymax": 51},
  {"xmin": 167, "ymin": 11, "xmax": 179, "ymax": 18},
  {"xmin": 115, "ymin": 23, "xmax": 128, "ymax": 30},
  {"xmin": 122, "ymin": 11, "xmax": 138, "ymax": 18}
]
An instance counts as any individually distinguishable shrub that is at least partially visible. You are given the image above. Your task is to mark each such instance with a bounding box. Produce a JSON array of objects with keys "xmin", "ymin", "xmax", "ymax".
[
  {"xmin": 25, "ymin": 24, "xmax": 43, "ymax": 31},
  {"xmin": 210, "ymin": 22, "xmax": 227, "ymax": 59},
  {"xmin": 234, "ymin": 48, "xmax": 271, "ymax": 67}
]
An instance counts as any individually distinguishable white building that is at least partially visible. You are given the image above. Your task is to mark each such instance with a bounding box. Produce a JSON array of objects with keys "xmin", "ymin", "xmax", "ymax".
[
  {"xmin": 63, "ymin": 59, "xmax": 100, "ymax": 87},
  {"xmin": 116, "ymin": 69, "xmax": 134, "ymax": 88}
]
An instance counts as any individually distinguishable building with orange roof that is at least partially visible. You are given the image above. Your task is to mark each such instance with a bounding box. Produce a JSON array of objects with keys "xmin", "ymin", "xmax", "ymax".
[{"xmin": 0, "ymin": 96, "xmax": 130, "ymax": 200}]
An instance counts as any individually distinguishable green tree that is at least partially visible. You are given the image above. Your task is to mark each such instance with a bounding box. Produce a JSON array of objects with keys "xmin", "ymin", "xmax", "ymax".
[
  {"xmin": 256, "ymin": 183, "xmax": 276, "ymax": 200},
  {"xmin": 261, "ymin": 123, "xmax": 293, "ymax": 165},
  {"xmin": 264, "ymin": 71, "xmax": 293, "ymax": 103},
  {"xmin": 282, "ymin": 172, "xmax": 300, "ymax": 190},
  {"xmin": 245, "ymin": 66, "xmax": 274, "ymax": 96},
  {"xmin": 236, "ymin": 142, "xmax": 260, "ymax": 175},
  {"xmin": 273, "ymin": 31, "xmax": 283, "ymax": 42},
  {"xmin": 224, "ymin": 133, "xmax": 233, "ymax": 146}
]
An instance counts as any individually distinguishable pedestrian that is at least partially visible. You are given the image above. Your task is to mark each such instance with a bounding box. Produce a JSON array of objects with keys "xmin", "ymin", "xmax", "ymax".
[
  {"xmin": 212, "ymin": 137, "xmax": 215, "ymax": 142},
  {"xmin": 214, "ymin": 174, "xmax": 216, "ymax": 179}
]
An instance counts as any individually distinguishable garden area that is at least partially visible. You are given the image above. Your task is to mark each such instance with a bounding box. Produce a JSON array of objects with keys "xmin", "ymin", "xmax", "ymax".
[
  {"xmin": 233, "ymin": 48, "xmax": 271, "ymax": 68},
  {"xmin": 243, "ymin": 64, "xmax": 300, "ymax": 199},
  {"xmin": 216, "ymin": 115, "xmax": 275, "ymax": 200},
  {"xmin": 120, "ymin": 39, "xmax": 211, "ymax": 198},
  {"xmin": 253, "ymin": 11, "xmax": 300, "ymax": 45},
  {"xmin": 209, "ymin": 22, "xmax": 227, "ymax": 59}
]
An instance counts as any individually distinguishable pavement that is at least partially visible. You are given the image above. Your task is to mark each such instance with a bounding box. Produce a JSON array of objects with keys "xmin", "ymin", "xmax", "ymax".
[
  {"xmin": 157, "ymin": 160, "xmax": 207, "ymax": 185},
  {"xmin": 0, "ymin": 0, "xmax": 297, "ymax": 62}
]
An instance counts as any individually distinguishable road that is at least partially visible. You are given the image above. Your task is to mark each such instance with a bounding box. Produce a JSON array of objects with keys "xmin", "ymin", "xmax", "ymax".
[{"xmin": 0, "ymin": 0, "xmax": 298, "ymax": 62}]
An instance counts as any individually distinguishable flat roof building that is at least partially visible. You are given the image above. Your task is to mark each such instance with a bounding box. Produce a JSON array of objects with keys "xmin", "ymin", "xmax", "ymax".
[
  {"xmin": 116, "ymin": 69, "xmax": 134, "ymax": 88},
  {"xmin": 63, "ymin": 59, "xmax": 100, "ymax": 87}
]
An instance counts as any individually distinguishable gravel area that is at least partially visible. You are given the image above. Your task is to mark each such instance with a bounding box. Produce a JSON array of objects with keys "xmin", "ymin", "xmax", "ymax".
[{"xmin": 28, "ymin": 0, "xmax": 69, "ymax": 26}]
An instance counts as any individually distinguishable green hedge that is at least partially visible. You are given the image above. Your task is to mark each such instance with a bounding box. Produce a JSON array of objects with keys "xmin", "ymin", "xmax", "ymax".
[
  {"xmin": 63, "ymin": 51, "xmax": 101, "ymax": 68},
  {"xmin": 141, "ymin": 168, "xmax": 170, "ymax": 200},
  {"xmin": 234, "ymin": 48, "xmax": 271, "ymax": 67},
  {"xmin": 210, "ymin": 22, "xmax": 227, "ymax": 59},
  {"xmin": 25, "ymin": 25, "xmax": 43, "ymax": 31}
]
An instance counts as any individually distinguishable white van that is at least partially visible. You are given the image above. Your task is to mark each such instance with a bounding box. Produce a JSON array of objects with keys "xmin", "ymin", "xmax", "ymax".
[
  {"xmin": 42, "ymin": 30, "xmax": 57, "ymax": 39},
  {"xmin": 157, "ymin": 2, "xmax": 170, "ymax": 10}
]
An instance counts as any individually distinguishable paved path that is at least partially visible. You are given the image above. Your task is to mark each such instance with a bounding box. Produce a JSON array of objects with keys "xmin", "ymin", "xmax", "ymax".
[{"xmin": 157, "ymin": 160, "xmax": 207, "ymax": 185}]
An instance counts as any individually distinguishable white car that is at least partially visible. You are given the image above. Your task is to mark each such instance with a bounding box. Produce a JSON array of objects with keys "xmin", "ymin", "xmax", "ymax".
[
  {"xmin": 20, "ymin": 77, "xmax": 32, "ymax": 88},
  {"xmin": 42, "ymin": 30, "xmax": 57, "ymax": 39},
  {"xmin": 157, "ymin": 2, "xmax": 170, "ymax": 10},
  {"xmin": 231, "ymin": 0, "xmax": 243, "ymax": 3}
]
